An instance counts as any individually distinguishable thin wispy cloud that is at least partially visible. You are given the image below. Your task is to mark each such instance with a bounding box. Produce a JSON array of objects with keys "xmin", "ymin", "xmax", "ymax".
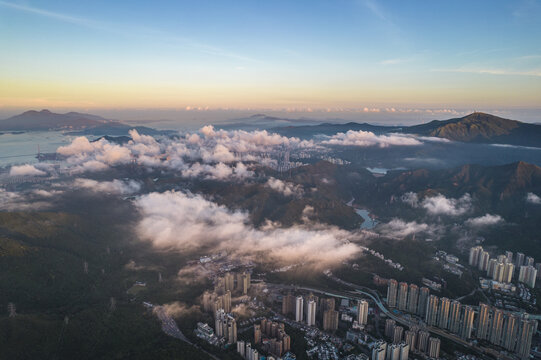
[
  {"xmin": 432, "ymin": 67, "xmax": 541, "ymax": 77},
  {"xmin": 380, "ymin": 58, "xmax": 414, "ymax": 65},
  {"xmin": 362, "ymin": 0, "xmax": 390, "ymax": 22},
  {"xmin": 0, "ymin": 0, "xmax": 257, "ymax": 63}
]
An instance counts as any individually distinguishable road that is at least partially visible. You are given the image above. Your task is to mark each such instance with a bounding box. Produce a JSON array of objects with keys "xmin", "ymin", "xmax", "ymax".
[{"xmin": 153, "ymin": 305, "xmax": 220, "ymax": 360}]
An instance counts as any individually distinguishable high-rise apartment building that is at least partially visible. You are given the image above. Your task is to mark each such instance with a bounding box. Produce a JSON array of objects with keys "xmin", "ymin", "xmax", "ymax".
[
  {"xmin": 295, "ymin": 296, "xmax": 303, "ymax": 322},
  {"xmin": 237, "ymin": 340, "xmax": 245, "ymax": 357},
  {"xmin": 407, "ymin": 284, "xmax": 418, "ymax": 314},
  {"xmin": 404, "ymin": 330, "xmax": 416, "ymax": 352},
  {"xmin": 516, "ymin": 319, "xmax": 538, "ymax": 360},
  {"xmin": 494, "ymin": 262, "xmax": 505, "ymax": 282},
  {"xmin": 224, "ymin": 272, "xmax": 235, "ymax": 292},
  {"xmin": 487, "ymin": 258, "xmax": 498, "ymax": 278},
  {"xmin": 503, "ymin": 263, "xmax": 515, "ymax": 283},
  {"xmin": 489, "ymin": 309, "xmax": 504, "ymax": 345},
  {"xmin": 476, "ymin": 303, "xmax": 491, "ymax": 340},
  {"xmin": 387, "ymin": 343, "xmax": 401, "ymax": 360},
  {"xmin": 416, "ymin": 331, "xmax": 430, "ymax": 353},
  {"xmin": 393, "ymin": 326, "xmax": 404, "ymax": 344},
  {"xmin": 425, "ymin": 295, "xmax": 439, "ymax": 327},
  {"xmin": 358, "ymin": 299, "xmax": 369, "ymax": 325},
  {"xmin": 460, "ymin": 305, "xmax": 475, "ymax": 340},
  {"xmin": 448, "ymin": 301, "xmax": 461, "ymax": 334},
  {"xmin": 254, "ymin": 324, "xmax": 261, "ymax": 344},
  {"xmin": 323, "ymin": 309, "xmax": 339, "ymax": 331},
  {"xmin": 478, "ymin": 251, "xmax": 490, "ymax": 271},
  {"xmin": 307, "ymin": 299, "xmax": 316, "ymax": 326},
  {"xmin": 515, "ymin": 252, "xmax": 525, "ymax": 268},
  {"xmin": 387, "ymin": 279, "xmax": 398, "ymax": 308},
  {"xmin": 282, "ymin": 293, "xmax": 296, "ymax": 315},
  {"xmin": 320, "ymin": 298, "xmax": 335, "ymax": 313},
  {"xmin": 469, "ymin": 246, "xmax": 483, "ymax": 267},
  {"xmin": 398, "ymin": 282, "xmax": 409, "ymax": 311},
  {"xmin": 417, "ymin": 287, "xmax": 430, "ymax": 317},
  {"xmin": 437, "ymin": 297, "xmax": 451, "ymax": 329},
  {"xmin": 385, "ymin": 319, "xmax": 396, "ymax": 338},
  {"xmin": 372, "ymin": 341, "xmax": 387, "ymax": 360},
  {"xmin": 428, "ymin": 338, "xmax": 441, "ymax": 359},
  {"xmin": 518, "ymin": 265, "xmax": 537, "ymax": 287},
  {"xmin": 223, "ymin": 290, "xmax": 232, "ymax": 313},
  {"xmin": 502, "ymin": 313, "xmax": 518, "ymax": 351},
  {"xmin": 236, "ymin": 272, "xmax": 250, "ymax": 295}
]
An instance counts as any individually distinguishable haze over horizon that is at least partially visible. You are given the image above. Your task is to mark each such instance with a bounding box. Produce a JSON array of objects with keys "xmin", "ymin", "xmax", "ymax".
[{"xmin": 1, "ymin": 0, "xmax": 541, "ymax": 125}]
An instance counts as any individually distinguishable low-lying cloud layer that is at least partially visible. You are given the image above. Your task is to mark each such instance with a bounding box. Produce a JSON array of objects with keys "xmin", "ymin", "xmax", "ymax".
[
  {"xmin": 54, "ymin": 128, "xmax": 314, "ymax": 179},
  {"xmin": 402, "ymin": 192, "xmax": 473, "ymax": 216},
  {"xmin": 526, "ymin": 192, "xmax": 541, "ymax": 205},
  {"xmin": 377, "ymin": 219, "xmax": 439, "ymax": 238},
  {"xmin": 465, "ymin": 214, "xmax": 504, "ymax": 227},
  {"xmin": 322, "ymin": 130, "xmax": 422, "ymax": 147},
  {"xmin": 73, "ymin": 178, "xmax": 141, "ymax": 195},
  {"xmin": 265, "ymin": 178, "xmax": 304, "ymax": 197},
  {"xmin": 135, "ymin": 190, "xmax": 360, "ymax": 268},
  {"xmin": 41, "ymin": 125, "xmax": 449, "ymax": 180},
  {"xmin": 422, "ymin": 193, "xmax": 472, "ymax": 216},
  {"xmin": 0, "ymin": 187, "xmax": 60, "ymax": 211},
  {"xmin": 9, "ymin": 164, "xmax": 47, "ymax": 177}
]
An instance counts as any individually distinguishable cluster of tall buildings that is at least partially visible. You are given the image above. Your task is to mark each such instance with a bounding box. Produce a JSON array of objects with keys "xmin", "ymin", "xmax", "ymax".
[
  {"xmin": 203, "ymin": 271, "xmax": 252, "ymax": 314},
  {"xmin": 469, "ymin": 246, "xmax": 538, "ymax": 287},
  {"xmin": 254, "ymin": 318, "xmax": 291, "ymax": 356},
  {"xmin": 372, "ymin": 341, "xmax": 410, "ymax": 360},
  {"xmin": 386, "ymin": 277, "xmax": 538, "ymax": 359},
  {"xmin": 383, "ymin": 320, "xmax": 440, "ymax": 358},
  {"xmin": 215, "ymin": 309, "xmax": 237, "ymax": 344},
  {"xmin": 423, "ymin": 295, "xmax": 476, "ymax": 340},
  {"xmin": 282, "ymin": 293, "xmax": 319, "ymax": 327},
  {"xmin": 283, "ymin": 293, "xmax": 370, "ymax": 332},
  {"xmin": 215, "ymin": 271, "xmax": 251, "ymax": 295},
  {"xmin": 203, "ymin": 290, "xmax": 232, "ymax": 314},
  {"xmin": 203, "ymin": 271, "xmax": 251, "ymax": 346},
  {"xmin": 518, "ymin": 265, "xmax": 538, "ymax": 288},
  {"xmin": 237, "ymin": 341, "xmax": 260, "ymax": 360},
  {"xmin": 475, "ymin": 303, "xmax": 538, "ymax": 359},
  {"xmin": 387, "ymin": 280, "xmax": 431, "ymax": 319}
]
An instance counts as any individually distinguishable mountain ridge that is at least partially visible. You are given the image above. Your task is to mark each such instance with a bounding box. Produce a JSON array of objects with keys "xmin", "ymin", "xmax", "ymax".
[{"xmin": 273, "ymin": 112, "xmax": 541, "ymax": 147}]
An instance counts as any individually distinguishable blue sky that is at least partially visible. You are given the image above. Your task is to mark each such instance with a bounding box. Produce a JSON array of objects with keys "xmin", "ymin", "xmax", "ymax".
[{"xmin": 0, "ymin": 0, "xmax": 540, "ymax": 117}]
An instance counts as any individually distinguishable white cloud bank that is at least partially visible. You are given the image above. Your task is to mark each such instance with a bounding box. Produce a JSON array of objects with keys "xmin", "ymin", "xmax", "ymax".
[
  {"xmin": 52, "ymin": 125, "xmax": 445, "ymax": 179},
  {"xmin": 265, "ymin": 178, "xmax": 304, "ymax": 197},
  {"xmin": 73, "ymin": 178, "xmax": 141, "ymax": 195},
  {"xmin": 465, "ymin": 214, "xmax": 504, "ymax": 227},
  {"xmin": 9, "ymin": 164, "xmax": 47, "ymax": 177},
  {"xmin": 55, "ymin": 128, "xmax": 313, "ymax": 179},
  {"xmin": 526, "ymin": 192, "xmax": 541, "ymax": 205},
  {"xmin": 377, "ymin": 219, "xmax": 438, "ymax": 238},
  {"xmin": 134, "ymin": 191, "xmax": 360, "ymax": 268},
  {"xmin": 322, "ymin": 130, "xmax": 422, "ymax": 147},
  {"xmin": 421, "ymin": 193, "xmax": 472, "ymax": 216},
  {"xmin": 402, "ymin": 192, "xmax": 473, "ymax": 217},
  {"xmin": 0, "ymin": 187, "xmax": 58, "ymax": 211}
]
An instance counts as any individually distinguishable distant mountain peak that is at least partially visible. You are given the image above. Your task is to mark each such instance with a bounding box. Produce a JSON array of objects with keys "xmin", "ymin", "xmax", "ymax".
[{"xmin": 0, "ymin": 109, "xmax": 111, "ymax": 131}]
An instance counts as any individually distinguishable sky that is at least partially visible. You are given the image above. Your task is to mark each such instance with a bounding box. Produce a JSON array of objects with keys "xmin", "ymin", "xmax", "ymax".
[{"xmin": 0, "ymin": 0, "xmax": 540, "ymax": 122}]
